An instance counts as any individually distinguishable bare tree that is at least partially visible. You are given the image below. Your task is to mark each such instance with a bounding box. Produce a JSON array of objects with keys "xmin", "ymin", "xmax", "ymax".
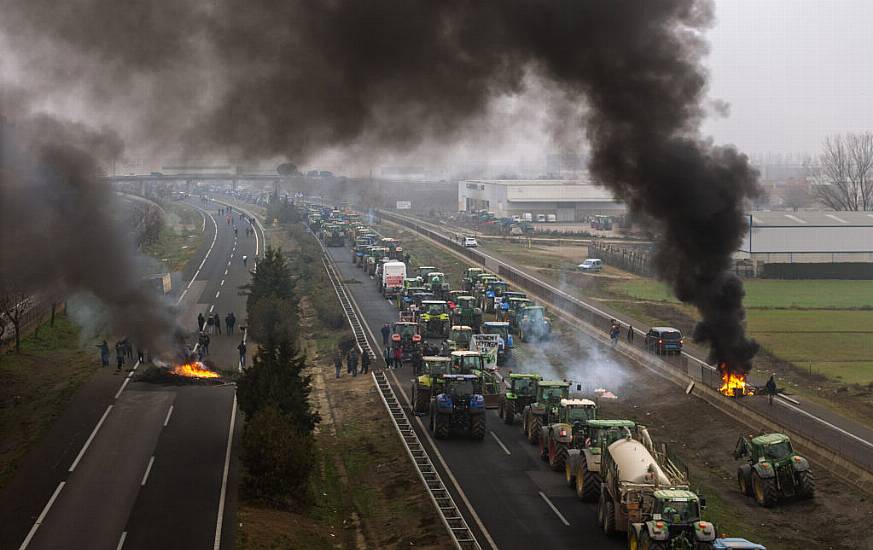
[
  {"xmin": 0, "ymin": 285, "xmax": 32, "ymax": 353},
  {"xmin": 811, "ymin": 132, "xmax": 873, "ymax": 211}
]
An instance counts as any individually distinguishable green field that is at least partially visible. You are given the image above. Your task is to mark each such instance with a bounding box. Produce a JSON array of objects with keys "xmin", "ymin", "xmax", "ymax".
[{"xmin": 142, "ymin": 202, "xmax": 204, "ymax": 272}]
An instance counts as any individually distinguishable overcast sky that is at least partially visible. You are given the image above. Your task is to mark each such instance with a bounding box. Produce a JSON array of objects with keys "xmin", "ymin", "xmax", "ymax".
[{"xmin": 704, "ymin": 0, "xmax": 873, "ymax": 159}]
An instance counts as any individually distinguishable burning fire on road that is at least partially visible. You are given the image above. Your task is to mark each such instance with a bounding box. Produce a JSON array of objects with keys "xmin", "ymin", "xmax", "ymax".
[
  {"xmin": 718, "ymin": 363, "xmax": 754, "ymax": 397},
  {"xmin": 171, "ymin": 361, "xmax": 221, "ymax": 379}
]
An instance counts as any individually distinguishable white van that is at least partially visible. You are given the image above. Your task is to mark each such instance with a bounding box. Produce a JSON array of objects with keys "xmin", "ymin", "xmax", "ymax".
[
  {"xmin": 522, "ymin": 212, "xmax": 533, "ymax": 222},
  {"xmin": 463, "ymin": 237, "xmax": 478, "ymax": 248},
  {"xmin": 381, "ymin": 261, "xmax": 407, "ymax": 297},
  {"xmin": 546, "ymin": 214, "xmax": 557, "ymax": 223},
  {"xmin": 536, "ymin": 214, "xmax": 546, "ymax": 223},
  {"xmin": 577, "ymin": 258, "xmax": 603, "ymax": 272}
]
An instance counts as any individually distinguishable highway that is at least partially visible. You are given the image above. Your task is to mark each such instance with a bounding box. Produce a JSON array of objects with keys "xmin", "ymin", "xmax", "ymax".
[
  {"xmin": 5, "ymin": 198, "xmax": 263, "ymax": 550},
  {"xmin": 325, "ymin": 245, "xmax": 623, "ymax": 550}
]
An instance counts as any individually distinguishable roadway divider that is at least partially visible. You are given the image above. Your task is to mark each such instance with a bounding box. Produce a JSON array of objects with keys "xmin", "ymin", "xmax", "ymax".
[{"xmin": 375, "ymin": 208, "xmax": 873, "ymax": 496}]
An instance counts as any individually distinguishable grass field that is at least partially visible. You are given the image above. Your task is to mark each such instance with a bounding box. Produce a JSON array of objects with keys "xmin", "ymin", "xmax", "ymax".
[
  {"xmin": 0, "ymin": 315, "xmax": 97, "ymax": 490},
  {"xmin": 142, "ymin": 202, "xmax": 204, "ymax": 273}
]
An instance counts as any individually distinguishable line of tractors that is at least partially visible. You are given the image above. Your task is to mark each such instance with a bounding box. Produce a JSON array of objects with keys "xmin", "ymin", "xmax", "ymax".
[{"xmin": 303, "ymin": 203, "xmax": 814, "ymax": 550}]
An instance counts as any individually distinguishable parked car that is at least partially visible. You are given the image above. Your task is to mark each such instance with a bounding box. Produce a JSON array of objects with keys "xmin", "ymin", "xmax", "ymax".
[
  {"xmin": 536, "ymin": 214, "xmax": 546, "ymax": 223},
  {"xmin": 644, "ymin": 327, "xmax": 684, "ymax": 355},
  {"xmin": 546, "ymin": 214, "xmax": 557, "ymax": 223},
  {"xmin": 577, "ymin": 258, "xmax": 603, "ymax": 272},
  {"xmin": 463, "ymin": 237, "xmax": 478, "ymax": 248}
]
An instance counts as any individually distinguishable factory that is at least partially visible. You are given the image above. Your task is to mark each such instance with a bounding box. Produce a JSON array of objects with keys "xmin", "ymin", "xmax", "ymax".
[
  {"xmin": 737, "ymin": 211, "xmax": 873, "ymax": 277},
  {"xmin": 457, "ymin": 179, "xmax": 624, "ymax": 222}
]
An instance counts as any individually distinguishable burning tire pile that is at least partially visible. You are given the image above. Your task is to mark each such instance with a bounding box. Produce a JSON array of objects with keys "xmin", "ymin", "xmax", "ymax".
[{"xmin": 136, "ymin": 361, "xmax": 224, "ymax": 385}]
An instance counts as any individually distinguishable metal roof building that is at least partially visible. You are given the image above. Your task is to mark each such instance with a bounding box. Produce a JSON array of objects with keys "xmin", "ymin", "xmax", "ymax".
[
  {"xmin": 458, "ymin": 179, "xmax": 624, "ymax": 221},
  {"xmin": 737, "ymin": 211, "xmax": 873, "ymax": 276}
]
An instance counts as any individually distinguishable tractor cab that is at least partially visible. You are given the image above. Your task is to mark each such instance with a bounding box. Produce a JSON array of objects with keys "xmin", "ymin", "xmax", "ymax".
[
  {"xmin": 417, "ymin": 356, "xmax": 451, "ymax": 381},
  {"xmin": 417, "ymin": 266, "xmax": 439, "ymax": 280},
  {"xmin": 506, "ymin": 297, "xmax": 533, "ymax": 328},
  {"xmin": 450, "ymin": 350, "xmax": 485, "ymax": 374},
  {"xmin": 518, "ymin": 305, "xmax": 552, "ymax": 342},
  {"xmin": 447, "ymin": 325, "xmax": 473, "ymax": 351},
  {"xmin": 463, "ymin": 267, "xmax": 485, "ymax": 292},
  {"xmin": 419, "ymin": 300, "xmax": 450, "ymax": 339},
  {"xmin": 509, "ymin": 373, "xmax": 540, "ymax": 398},
  {"xmin": 481, "ymin": 321, "xmax": 513, "ymax": 355},
  {"xmin": 652, "ymin": 489, "xmax": 704, "ymax": 526},
  {"xmin": 427, "ymin": 272, "xmax": 450, "ymax": 297},
  {"xmin": 536, "ymin": 381, "xmax": 571, "ymax": 412},
  {"xmin": 584, "ymin": 419, "xmax": 637, "ymax": 453},
  {"xmin": 391, "ymin": 321, "xmax": 422, "ymax": 359},
  {"xmin": 558, "ymin": 398, "xmax": 597, "ymax": 425},
  {"xmin": 446, "ymin": 290, "xmax": 466, "ymax": 310}
]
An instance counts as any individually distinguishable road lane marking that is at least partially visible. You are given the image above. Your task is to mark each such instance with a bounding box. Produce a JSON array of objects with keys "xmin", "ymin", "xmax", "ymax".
[
  {"xmin": 220, "ymin": 279, "xmax": 225, "ymax": 286},
  {"xmin": 539, "ymin": 491, "xmax": 570, "ymax": 526},
  {"xmin": 114, "ymin": 378, "xmax": 130, "ymax": 399},
  {"xmin": 18, "ymin": 481, "xmax": 65, "ymax": 550},
  {"xmin": 163, "ymin": 405, "xmax": 174, "ymax": 427},
  {"xmin": 182, "ymin": 207, "xmax": 219, "ymax": 300},
  {"xmin": 140, "ymin": 456, "xmax": 155, "ymax": 486},
  {"xmin": 224, "ymin": 269, "xmax": 228, "ymax": 276},
  {"xmin": 490, "ymin": 431, "xmax": 511, "ymax": 455},
  {"xmin": 213, "ymin": 394, "xmax": 238, "ymax": 550},
  {"xmin": 227, "ymin": 261, "xmax": 231, "ymax": 266},
  {"xmin": 209, "ymin": 304, "xmax": 215, "ymax": 313},
  {"xmin": 69, "ymin": 405, "xmax": 113, "ymax": 473},
  {"xmin": 215, "ymin": 290, "xmax": 221, "ymax": 299},
  {"xmin": 116, "ymin": 531, "xmax": 127, "ymax": 550}
]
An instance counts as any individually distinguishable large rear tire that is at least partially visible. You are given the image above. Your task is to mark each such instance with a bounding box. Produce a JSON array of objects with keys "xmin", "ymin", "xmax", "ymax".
[
  {"xmin": 471, "ymin": 414, "xmax": 486, "ymax": 441},
  {"xmin": 565, "ymin": 460, "xmax": 575, "ymax": 488},
  {"xmin": 603, "ymin": 495, "xmax": 616, "ymax": 536},
  {"xmin": 753, "ymin": 471, "xmax": 778, "ymax": 507},
  {"xmin": 737, "ymin": 465, "xmax": 753, "ymax": 497},
  {"xmin": 797, "ymin": 470, "xmax": 816, "ymax": 499},
  {"xmin": 551, "ymin": 443, "xmax": 569, "ymax": 472},
  {"xmin": 579, "ymin": 457, "xmax": 600, "ymax": 502},
  {"xmin": 434, "ymin": 414, "xmax": 450, "ymax": 440},
  {"xmin": 414, "ymin": 387, "xmax": 431, "ymax": 414},
  {"xmin": 503, "ymin": 400, "xmax": 515, "ymax": 425},
  {"xmin": 528, "ymin": 415, "xmax": 542, "ymax": 445}
]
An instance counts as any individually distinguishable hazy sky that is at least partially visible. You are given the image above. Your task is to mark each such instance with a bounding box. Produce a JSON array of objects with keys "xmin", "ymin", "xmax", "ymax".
[{"xmin": 704, "ymin": 0, "xmax": 873, "ymax": 158}]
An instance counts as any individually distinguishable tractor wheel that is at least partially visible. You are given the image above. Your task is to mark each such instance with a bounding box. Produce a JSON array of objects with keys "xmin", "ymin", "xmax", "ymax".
[
  {"xmin": 415, "ymin": 388, "xmax": 431, "ymax": 415},
  {"xmin": 797, "ymin": 470, "xmax": 816, "ymax": 499},
  {"xmin": 737, "ymin": 465, "xmax": 753, "ymax": 497},
  {"xmin": 528, "ymin": 416, "xmax": 542, "ymax": 445},
  {"xmin": 578, "ymin": 457, "xmax": 600, "ymax": 502},
  {"xmin": 503, "ymin": 401, "xmax": 515, "ymax": 425},
  {"xmin": 752, "ymin": 472, "xmax": 778, "ymax": 507},
  {"xmin": 602, "ymin": 495, "xmax": 616, "ymax": 536},
  {"xmin": 539, "ymin": 434, "xmax": 549, "ymax": 462},
  {"xmin": 596, "ymin": 492, "xmax": 605, "ymax": 529},
  {"xmin": 628, "ymin": 530, "xmax": 640, "ymax": 550},
  {"xmin": 564, "ymin": 460, "xmax": 575, "ymax": 488},
  {"xmin": 471, "ymin": 414, "xmax": 486, "ymax": 441},
  {"xmin": 551, "ymin": 444, "xmax": 568, "ymax": 472},
  {"xmin": 434, "ymin": 414, "xmax": 450, "ymax": 440}
]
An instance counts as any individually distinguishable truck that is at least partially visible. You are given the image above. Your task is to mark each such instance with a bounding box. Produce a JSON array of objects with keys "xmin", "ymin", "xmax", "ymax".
[
  {"xmin": 411, "ymin": 356, "xmax": 451, "ymax": 415},
  {"xmin": 381, "ymin": 261, "xmax": 407, "ymax": 298},
  {"xmin": 428, "ymin": 374, "xmax": 487, "ymax": 440},
  {"xmin": 521, "ymin": 380, "xmax": 570, "ymax": 444},
  {"xmin": 598, "ymin": 437, "xmax": 717, "ymax": 550},
  {"xmin": 498, "ymin": 373, "xmax": 541, "ymax": 425},
  {"xmin": 538, "ymin": 398, "xmax": 597, "ymax": 471},
  {"xmin": 734, "ymin": 433, "xmax": 814, "ymax": 507}
]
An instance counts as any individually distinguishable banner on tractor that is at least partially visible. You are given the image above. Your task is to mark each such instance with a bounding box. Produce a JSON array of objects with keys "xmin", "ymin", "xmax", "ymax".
[{"xmin": 470, "ymin": 334, "xmax": 500, "ymax": 370}]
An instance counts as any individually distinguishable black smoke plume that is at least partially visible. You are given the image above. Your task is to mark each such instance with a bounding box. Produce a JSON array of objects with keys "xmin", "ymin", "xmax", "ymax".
[
  {"xmin": 0, "ymin": 111, "xmax": 179, "ymax": 353},
  {"xmin": 3, "ymin": 0, "xmax": 761, "ymax": 371}
]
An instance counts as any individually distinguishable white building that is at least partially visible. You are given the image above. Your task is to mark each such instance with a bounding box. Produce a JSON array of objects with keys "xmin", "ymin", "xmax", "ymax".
[{"xmin": 458, "ymin": 179, "xmax": 624, "ymax": 221}]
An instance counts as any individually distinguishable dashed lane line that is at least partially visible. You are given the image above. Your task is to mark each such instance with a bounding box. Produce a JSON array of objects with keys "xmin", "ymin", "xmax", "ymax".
[
  {"xmin": 490, "ymin": 432, "xmax": 511, "ymax": 456},
  {"xmin": 69, "ymin": 405, "xmax": 113, "ymax": 473},
  {"xmin": 538, "ymin": 492, "xmax": 570, "ymax": 527},
  {"xmin": 18, "ymin": 482, "xmax": 65, "ymax": 550},
  {"xmin": 163, "ymin": 405, "xmax": 174, "ymax": 427},
  {"xmin": 140, "ymin": 456, "xmax": 155, "ymax": 486},
  {"xmin": 212, "ymin": 394, "xmax": 238, "ymax": 550},
  {"xmin": 116, "ymin": 531, "xmax": 127, "ymax": 550}
]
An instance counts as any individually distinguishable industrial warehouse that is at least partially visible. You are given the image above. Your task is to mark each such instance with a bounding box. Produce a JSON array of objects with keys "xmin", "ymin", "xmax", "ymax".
[{"xmin": 458, "ymin": 179, "xmax": 625, "ymax": 221}]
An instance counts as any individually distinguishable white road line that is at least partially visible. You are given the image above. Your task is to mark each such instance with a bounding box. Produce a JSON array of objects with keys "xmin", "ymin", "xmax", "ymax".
[
  {"xmin": 163, "ymin": 405, "xmax": 174, "ymax": 427},
  {"xmin": 539, "ymin": 491, "xmax": 570, "ymax": 526},
  {"xmin": 116, "ymin": 531, "xmax": 127, "ymax": 550},
  {"xmin": 490, "ymin": 431, "xmax": 511, "ymax": 455},
  {"xmin": 213, "ymin": 394, "xmax": 238, "ymax": 550},
  {"xmin": 69, "ymin": 405, "xmax": 113, "ymax": 473},
  {"xmin": 776, "ymin": 397, "xmax": 873, "ymax": 450},
  {"xmin": 220, "ymin": 279, "xmax": 225, "ymax": 286},
  {"xmin": 224, "ymin": 269, "xmax": 228, "ymax": 276},
  {"xmin": 209, "ymin": 304, "xmax": 215, "ymax": 313},
  {"xmin": 140, "ymin": 456, "xmax": 155, "ymax": 486},
  {"xmin": 227, "ymin": 261, "xmax": 231, "ymax": 267},
  {"xmin": 114, "ymin": 378, "xmax": 130, "ymax": 399},
  {"xmin": 215, "ymin": 290, "xmax": 221, "ymax": 299},
  {"xmin": 18, "ymin": 481, "xmax": 65, "ymax": 550},
  {"xmin": 181, "ymin": 208, "xmax": 219, "ymax": 301}
]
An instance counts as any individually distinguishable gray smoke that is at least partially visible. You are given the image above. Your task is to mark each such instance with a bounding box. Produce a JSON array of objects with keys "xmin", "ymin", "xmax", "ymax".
[{"xmin": 3, "ymin": 0, "xmax": 761, "ymax": 372}]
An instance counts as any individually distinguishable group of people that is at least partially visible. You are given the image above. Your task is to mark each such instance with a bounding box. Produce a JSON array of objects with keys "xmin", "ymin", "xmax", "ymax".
[
  {"xmin": 96, "ymin": 338, "xmax": 146, "ymax": 372},
  {"xmin": 198, "ymin": 312, "xmax": 236, "ymax": 335},
  {"xmin": 334, "ymin": 345, "xmax": 371, "ymax": 378},
  {"xmin": 608, "ymin": 319, "xmax": 634, "ymax": 347}
]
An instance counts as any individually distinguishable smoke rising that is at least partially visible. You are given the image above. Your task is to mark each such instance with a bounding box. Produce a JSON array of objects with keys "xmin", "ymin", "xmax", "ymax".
[
  {"xmin": 0, "ymin": 111, "xmax": 179, "ymax": 354},
  {"xmin": 3, "ymin": 0, "xmax": 760, "ymax": 371}
]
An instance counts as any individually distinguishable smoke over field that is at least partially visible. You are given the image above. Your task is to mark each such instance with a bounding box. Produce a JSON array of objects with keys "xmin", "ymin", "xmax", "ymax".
[{"xmin": 1, "ymin": 0, "xmax": 760, "ymax": 370}]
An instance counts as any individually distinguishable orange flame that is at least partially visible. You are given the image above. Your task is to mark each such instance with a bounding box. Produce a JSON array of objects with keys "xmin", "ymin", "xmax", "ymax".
[
  {"xmin": 718, "ymin": 363, "xmax": 753, "ymax": 397},
  {"xmin": 172, "ymin": 361, "xmax": 221, "ymax": 379}
]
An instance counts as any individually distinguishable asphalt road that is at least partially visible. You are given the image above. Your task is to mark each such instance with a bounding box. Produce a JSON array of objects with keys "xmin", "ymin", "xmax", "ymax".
[
  {"xmin": 9, "ymin": 199, "xmax": 262, "ymax": 550},
  {"xmin": 326, "ymin": 245, "xmax": 624, "ymax": 550}
]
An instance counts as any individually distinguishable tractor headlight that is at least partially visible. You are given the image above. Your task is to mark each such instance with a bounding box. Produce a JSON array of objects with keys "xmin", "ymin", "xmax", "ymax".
[{"xmin": 470, "ymin": 395, "xmax": 485, "ymax": 408}]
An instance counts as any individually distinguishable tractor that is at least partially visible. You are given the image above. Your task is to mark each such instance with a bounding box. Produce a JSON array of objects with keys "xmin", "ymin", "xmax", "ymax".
[
  {"xmin": 481, "ymin": 321, "xmax": 513, "ymax": 364},
  {"xmin": 497, "ymin": 291, "xmax": 527, "ymax": 321},
  {"xmin": 462, "ymin": 267, "xmax": 486, "ymax": 293},
  {"xmin": 480, "ymin": 280, "xmax": 509, "ymax": 314},
  {"xmin": 521, "ymin": 380, "xmax": 570, "ymax": 444},
  {"xmin": 505, "ymin": 297, "xmax": 533, "ymax": 332},
  {"xmin": 411, "ymin": 356, "xmax": 451, "ymax": 415},
  {"xmin": 539, "ymin": 398, "xmax": 597, "ymax": 471},
  {"xmin": 446, "ymin": 325, "xmax": 473, "ymax": 352},
  {"xmin": 428, "ymin": 374, "xmax": 486, "ymax": 440},
  {"xmin": 390, "ymin": 321, "xmax": 422, "ymax": 363},
  {"xmin": 446, "ymin": 290, "xmax": 466, "ymax": 311},
  {"xmin": 565, "ymin": 419, "xmax": 640, "ymax": 502},
  {"xmin": 427, "ymin": 271, "xmax": 451, "ymax": 299},
  {"xmin": 518, "ymin": 305, "xmax": 552, "ymax": 342},
  {"xmin": 419, "ymin": 300, "xmax": 450, "ymax": 339},
  {"xmin": 734, "ymin": 433, "xmax": 814, "ymax": 507},
  {"xmin": 451, "ymin": 295, "xmax": 482, "ymax": 333},
  {"xmin": 498, "ymin": 373, "xmax": 541, "ymax": 425},
  {"xmin": 417, "ymin": 266, "xmax": 439, "ymax": 280},
  {"xmin": 450, "ymin": 350, "xmax": 485, "ymax": 374},
  {"xmin": 397, "ymin": 285, "xmax": 428, "ymax": 311}
]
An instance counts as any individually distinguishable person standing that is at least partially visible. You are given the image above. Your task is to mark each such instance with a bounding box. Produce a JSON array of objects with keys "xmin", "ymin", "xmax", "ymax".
[
  {"xmin": 225, "ymin": 312, "xmax": 235, "ymax": 335},
  {"xmin": 348, "ymin": 347, "xmax": 359, "ymax": 377},
  {"xmin": 334, "ymin": 349, "xmax": 343, "ymax": 379},
  {"xmin": 627, "ymin": 325, "xmax": 634, "ymax": 343},
  {"xmin": 392, "ymin": 346, "xmax": 403, "ymax": 370},
  {"xmin": 206, "ymin": 314, "xmax": 215, "ymax": 334},
  {"xmin": 238, "ymin": 340, "xmax": 247, "ymax": 368},
  {"xmin": 766, "ymin": 374, "xmax": 777, "ymax": 406},
  {"xmin": 381, "ymin": 323, "xmax": 391, "ymax": 347},
  {"xmin": 214, "ymin": 313, "xmax": 222, "ymax": 335},
  {"xmin": 97, "ymin": 340, "xmax": 110, "ymax": 367},
  {"xmin": 197, "ymin": 312, "xmax": 205, "ymax": 332},
  {"xmin": 115, "ymin": 341, "xmax": 125, "ymax": 372},
  {"xmin": 361, "ymin": 351, "xmax": 370, "ymax": 374}
]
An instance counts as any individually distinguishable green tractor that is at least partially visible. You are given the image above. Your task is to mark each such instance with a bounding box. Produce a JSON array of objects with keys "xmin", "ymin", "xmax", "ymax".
[
  {"xmin": 410, "ymin": 356, "xmax": 451, "ymax": 415},
  {"xmin": 427, "ymin": 271, "xmax": 451, "ymax": 299},
  {"xmin": 428, "ymin": 374, "xmax": 487, "ymax": 440},
  {"xmin": 419, "ymin": 300, "xmax": 450, "ymax": 339},
  {"xmin": 518, "ymin": 305, "xmax": 552, "ymax": 342},
  {"xmin": 498, "ymin": 373, "xmax": 541, "ymax": 425},
  {"xmin": 565, "ymin": 419, "xmax": 640, "ymax": 502},
  {"xmin": 505, "ymin": 297, "xmax": 533, "ymax": 332},
  {"xmin": 446, "ymin": 325, "xmax": 473, "ymax": 352},
  {"xmin": 450, "ymin": 295, "xmax": 482, "ymax": 333},
  {"xmin": 734, "ymin": 433, "xmax": 815, "ymax": 507},
  {"xmin": 538, "ymin": 398, "xmax": 597, "ymax": 471},
  {"xmin": 417, "ymin": 266, "xmax": 439, "ymax": 280},
  {"xmin": 365, "ymin": 247, "xmax": 389, "ymax": 276},
  {"xmin": 521, "ymin": 380, "xmax": 570, "ymax": 445},
  {"xmin": 462, "ymin": 267, "xmax": 486, "ymax": 293}
]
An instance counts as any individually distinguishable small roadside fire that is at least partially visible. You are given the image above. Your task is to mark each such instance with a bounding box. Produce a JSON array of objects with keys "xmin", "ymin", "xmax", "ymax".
[
  {"xmin": 172, "ymin": 361, "xmax": 220, "ymax": 379},
  {"xmin": 718, "ymin": 363, "xmax": 754, "ymax": 397}
]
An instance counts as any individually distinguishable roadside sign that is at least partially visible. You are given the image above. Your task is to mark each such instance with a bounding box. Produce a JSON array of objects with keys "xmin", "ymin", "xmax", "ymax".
[{"xmin": 396, "ymin": 201, "xmax": 412, "ymax": 210}]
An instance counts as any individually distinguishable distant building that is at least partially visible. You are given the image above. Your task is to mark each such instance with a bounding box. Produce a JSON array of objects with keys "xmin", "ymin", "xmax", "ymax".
[
  {"xmin": 458, "ymin": 179, "xmax": 624, "ymax": 221},
  {"xmin": 737, "ymin": 211, "xmax": 873, "ymax": 277}
]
